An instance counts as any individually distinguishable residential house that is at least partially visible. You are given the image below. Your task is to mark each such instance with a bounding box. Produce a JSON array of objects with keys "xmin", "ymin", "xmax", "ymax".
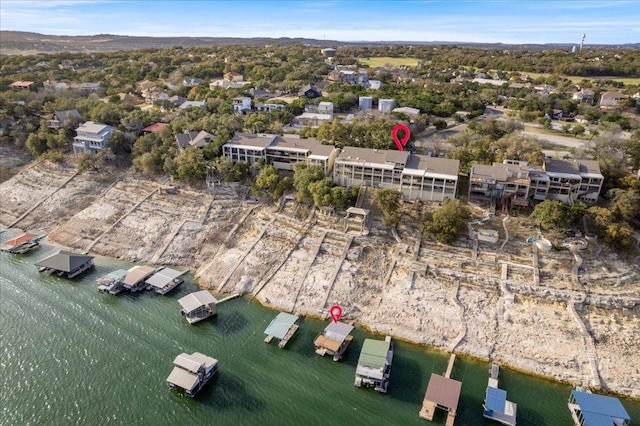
[
  {"xmin": 10, "ymin": 81, "xmax": 34, "ymax": 90},
  {"xmin": 75, "ymin": 82, "xmax": 101, "ymax": 92},
  {"xmin": 292, "ymin": 112, "xmax": 333, "ymax": 127},
  {"xmin": 378, "ymin": 99, "xmax": 396, "ymax": 113},
  {"xmin": 392, "ymin": 106, "xmax": 420, "ymax": 117},
  {"xmin": 400, "ymin": 155, "xmax": 460, "ymax": 202},
  {"xmin": 544, "ymin": 158, "xmax": 603, "ymax": 204},
  {"xmin": 249, "ymin": 87, "xmax": 274, "ymax": 98},
  {"xmin": 255, "ymin": 102, "xmax": 286, "ymax": 113},
  {"xmin": 178, "ymin": 100, "xmax": 206, "ymax": 110},
  {"xmin": 43, "ymin": 80, "xmax": 68, "ymax": 91},
  {"xmin": 298, "ymin": 85, "xmax": 322, "ymax": 99},
  {"xmin": 317, "ymin": 101, "xmax": 334, "ymax": 115},
  {"xmin": 339, "ymin": 70, "xmax": 357, "ymax": 84},
  {"xmin": 232, "ymin": 97, "xmax": 252, "ymax": 113},
  {"xmin": 359, "ymin": 96, "xmax": 373, "ymax": 110},
  {"xmin": 168, "ymin": 95, "xmax": 186, "ymax": 106},
  {"xmin": 210, "ymin": 79, "xmax": 247, "ymax": 90},
  {"xmin": 572, "ymin": 89, "xmax": 595, "ymax": 104},
  {"xmin": 72, "ymin": 121, "xmax": 115, "ymax": 157},
  {"xmin": 118, "ymin": 92, "xmax": 141, "ymax": 105},
  {"xmin": 469, "ymin": 160, "xmax": 532, "ymax": 208},
  {"xmin": 600, "ymin": 91, "xmax": 629, "ymax": 109},
  {"xmin": 175, "ymin": 130, "xmax": 213, "ymax": 153},
  {"xmin": 183, "ymin": 78, "xmax": 203, "ymax": 87},
  {"xmin": 368, "ymin": 80, "xmax": 382, "ymax": 90},
  {"xmin": 48, "ymin": 109, "xmax": 81, "ymax": 130},
  {"xmin": 142, "ymin": 123, "xmax": 168, "ymax": 134},
  {"xmin": 224, "ymin": 72, "xmax": 244, "ymax": 82}
]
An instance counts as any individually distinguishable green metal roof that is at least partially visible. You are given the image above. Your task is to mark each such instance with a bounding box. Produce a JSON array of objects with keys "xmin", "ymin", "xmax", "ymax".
[
  {"xmin": 264, "ymin": 312, "xmax": 299, "ymax": 340},
  {"xmin": 358, "ymin": 338, "xmax": 390, "ymax": 369}
]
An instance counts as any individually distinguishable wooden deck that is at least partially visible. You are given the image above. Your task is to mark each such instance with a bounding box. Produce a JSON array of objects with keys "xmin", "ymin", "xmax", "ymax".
[{"xmin": 278, "ymin": 324, "xmax": 299, "ymax": 349}]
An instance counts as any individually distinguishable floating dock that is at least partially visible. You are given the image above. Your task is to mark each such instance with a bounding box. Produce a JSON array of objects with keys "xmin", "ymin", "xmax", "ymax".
[
  {"xmin": 167, "ymin": 352, "xmax": 218, "ymax": 397},
  {"xmin": 1, "ymin": 232, "xmax": 45, "ymax": 254},
  {"xmin": 264, "ymin": 312, "xmax": 299, "ymax": 349},
  {"xmin": 568, "ymin": 389, "xmax": 631, "ymax": 426},
  {"xmin": 354, "ymin": 336, "xmax": 393, "ymax": 393},
  {"xmin": 314, "ymin": 321, "xmax": 354, "ymax": 361},
  {"xmin": 35, "ymin": 250, "xmax": 94, "ymax": 278},
  {"xmin": 483, "ymin": 364, "xmax": 517, "ymax": 426},
  {"xmin": 419, "ymin": 353, "xmax": 462, "ymax": 425},
  {"xmin": 122, "ymin": 265, "xmax": 157, "ymax": 292},
  {"xmin": 145, "ymin": 267, "xmax": 187, "ymax": 295},
  {"xmin": 97, "ymin": 269, "xmax": 128, "ymax": 294},
  {"xmin": 178, "ymin": 290, "xmax": 218, "ymax": 324}
]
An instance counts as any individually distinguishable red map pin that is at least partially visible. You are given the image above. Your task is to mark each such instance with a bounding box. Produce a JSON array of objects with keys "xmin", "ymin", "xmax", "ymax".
[
  {"xmin": 391, "ymin": 124, "xmax": 410, "ymax": 151},
  {"xmin": 329, "ymin": 305, "xmax": 343, "ymax": 323}
]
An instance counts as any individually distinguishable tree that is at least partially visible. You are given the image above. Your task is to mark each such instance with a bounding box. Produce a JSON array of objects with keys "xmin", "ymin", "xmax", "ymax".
[
  {"xmin": 293, "ymin": 163, "xmax": 325, "ymax": 203},
  {"xmin": 422, "ymin": 199, "xmax": 470, "ymax": 244},
  {"xmin": 372, "ymin": 188, "xmax": 402, "ymax": 227},
  {"xmin": 252, "ymin": 164, "xmax": 291, "ymax": 201},
  {"xmin": 530, "ymin": 200, "xmax": 571, "ymax": 230},
  {"xmin": 433, "ymin": 119, "xmax": 447, "ymax": 130},
  {"xmin": 308, "ymin": 178, "xmax": 334, "ymax": 208},
  {"xmin": 173, "ymin": 147, "xmax": 206, "ymax": 183}
]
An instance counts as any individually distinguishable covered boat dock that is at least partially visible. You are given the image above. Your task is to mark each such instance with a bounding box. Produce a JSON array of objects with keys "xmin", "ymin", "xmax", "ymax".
[
  {"xmin": 122, "ymin": 265, "xmax": 157, "ymax": 292},
  {"xmin": 1, "ymin": 232, "xmax": 45, "ymax": 254},
  {"xmin": 264, "ymin": 312, "xmax": 300, "ymax": 348},
  {"xmin": 483, "ymin": 364, "xmax": 517, "ymax": 426},
  {"xmin": 167, "ymin": 352, "xmax": 218, "ymax": 397},
  {"xmin": 145, "ymin": 267, "xmax": 187, "ymax": 295},
  {"xmin": 97, "ymin": 269, "xmax": 128, "ymax": 294},
  {"xmin": 314, "ymin": 321, "xmax": 354, "ymax": 361},
  {"xmin": 35, "ymin": 250, "xmax": 94, "ymax": 278},
  {"xmin": 178, "ymin": 290, "xmax": 218, "ymax": 324},
  {"xmin": 568, "ymin": 390, "xmax": 631, "ymax": 426},
  {"xmin": 354, "ymin": 336, "xmax": 393, "ymax": 393},
  {"xmin": 419, "ymin": 354, "xmax": 462, "ymax": 425}
]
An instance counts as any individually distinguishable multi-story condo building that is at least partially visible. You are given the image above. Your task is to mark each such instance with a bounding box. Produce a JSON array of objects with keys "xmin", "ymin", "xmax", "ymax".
[
  {"xmin": 469, "ymin": 158, "xmax": 603, "ymax": 206},
  {"xmin": 72, "ymin": 121, "xmax": 114, "ymax": 157}
]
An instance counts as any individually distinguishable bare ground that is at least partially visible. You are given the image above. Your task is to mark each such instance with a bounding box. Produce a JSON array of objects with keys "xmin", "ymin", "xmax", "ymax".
[{"xmin": 1, "ymin": 159, "xmax": 639, "ymax": 398}]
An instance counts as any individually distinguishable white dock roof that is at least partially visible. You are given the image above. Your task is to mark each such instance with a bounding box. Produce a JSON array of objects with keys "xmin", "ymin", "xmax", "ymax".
[
  {"xmin": 146, "ymin": 267, "xmax": 186, "ymax": 289},
  {"xmin": 178, "ymin": 290, "xmax": 217, "ymax": 314},
  {"xmin": 173, "ymin": 353, "xmax": 203, "ymax": 373},
  {"xmin": 323, "ymin": 321, "xmax": 354, "ymax": 345},
  {"xmin": 167, "ymin": 367, "xmax": 198, "ymax": 392},
  {"xmin": 123, "ymin": 265, "xmax": 156, "ymax": 286}
]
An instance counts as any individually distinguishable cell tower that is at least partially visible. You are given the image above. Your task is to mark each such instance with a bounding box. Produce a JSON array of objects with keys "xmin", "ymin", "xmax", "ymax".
[{"xmin": 581, "ymin": 33, "xmax": 586, "ymax": 51}]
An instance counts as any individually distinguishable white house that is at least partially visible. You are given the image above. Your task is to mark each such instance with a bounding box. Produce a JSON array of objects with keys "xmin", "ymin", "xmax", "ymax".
[
  {"xmin": 73, "ymin": 121, "xmax": 115, "ymax": 156},
  {"xmin": 232, "ymin": 97, "xmax": 252, "ymax": 113},
  {"xmin": 178, "ymin": 100, "xmax": 206, "ymax": 110}
]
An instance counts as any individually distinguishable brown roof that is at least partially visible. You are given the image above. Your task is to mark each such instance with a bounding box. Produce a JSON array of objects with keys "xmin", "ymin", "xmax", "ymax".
[
  {"xmin": 423, "ymin": 373, "xmax": 462, "ymax": 410},
  {"xmin": 2, "ymin": 233, "xmax": 39, "ymax": 249},
  {"xmin": 143, "ymin": 123, "xmax": 168, "ymax": 132},
  {"xmin": 10, "ymin": 81, "xmax": 34, "ymax": 87},
  {"xmin": 337, "ymin": 146, "xmax": 409, "ymax": 167},
  {"xmin": 405, "ymin": 154, "xmax": 460, "ymax": 176},
  {"xmin": 314, "ymin": 335, "xmax": 342, "ymax": 352}
]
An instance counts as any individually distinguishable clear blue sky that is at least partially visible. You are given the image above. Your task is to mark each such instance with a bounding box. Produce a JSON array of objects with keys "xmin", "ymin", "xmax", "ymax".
[{"xmin": 1, "ymin": 0, "xmax": 638, "ymax": 45}]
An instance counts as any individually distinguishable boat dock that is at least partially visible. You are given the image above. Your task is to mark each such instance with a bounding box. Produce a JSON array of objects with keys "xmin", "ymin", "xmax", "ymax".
[
  {"xmin": 314, "ymin": 321, "xmax": 354, "ymax": 361},
  {"xmin": 568, "ymin": 389, "xmax": 631, "ymax": 426},
  {"xmin": 354, "ymin": 336, "xmax": 394, "ymax": 393},
  {"xmin": 264, "ymin": 312, "xmax": 299, "ymax": 348},
  {"xmin": 419, "ymin": 353, "xmax": 462, "ymax": 425},
  {"xmin": 166, "ymin": 352, "xmax": 218, "ymax": 397},
  {"xmin": 35, "ymin": 250, "xmax": 94, "ymax": 278},
  {"xmin": 178, "ymin": 290, "xmax": 218, "ymax": 324},
  {"xmin": 122, "ymin": 265, "xmax": 157, "ymax": 292},
  {"xmin": 145, "ymin": 267, "xmax": 187, "ymax": 295},
  {"xmin": 483, "ymin": 364, "xmax": 517, "ymax": 426},
  {"xmin": 97, "ymin": 269, "xmax": 128, "ymax": 294},
  {"xmin": 1, "ymin": 232, "xmax": 45, "ymax": 254}
]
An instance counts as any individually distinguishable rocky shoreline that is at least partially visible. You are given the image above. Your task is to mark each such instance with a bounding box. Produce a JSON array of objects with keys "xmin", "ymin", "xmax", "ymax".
[{"xmin": 1, "ymin": 160, "xmax": 639, "ymax": 399}]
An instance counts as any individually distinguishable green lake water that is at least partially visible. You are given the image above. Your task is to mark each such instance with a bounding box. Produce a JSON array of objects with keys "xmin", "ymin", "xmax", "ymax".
[{"xmin": 2, "ymin": 241, "xmax": 638, "ymax": 425}]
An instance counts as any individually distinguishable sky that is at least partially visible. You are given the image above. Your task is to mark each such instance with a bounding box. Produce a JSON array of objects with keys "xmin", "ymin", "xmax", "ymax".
[{"xmin": 1, "ymin": 0, "xmax": 639, "ymax": 45}]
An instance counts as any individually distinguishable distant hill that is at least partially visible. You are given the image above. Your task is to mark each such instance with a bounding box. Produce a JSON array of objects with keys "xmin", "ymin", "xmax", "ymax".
[{"xmin": 1, "ymin": 31, "xmax": 638, "ymax": 54}]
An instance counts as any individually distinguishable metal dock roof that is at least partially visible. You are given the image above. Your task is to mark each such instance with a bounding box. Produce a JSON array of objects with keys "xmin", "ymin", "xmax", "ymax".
[
  {"xmin": 323, "ymin": 321, "xmax": 354, "ymax": 345},
  {"xmin": 571, "ymin": 390, "xmax": 631, "ymax": 425},
  {"xmin": 122, "ymin": 265, "xmax": 156, "ymax": 286},
  {"xmin": 263, "ymin": 312, "xmax": 299, "ymax": 340},
  {"xmin": 178, "ymin": 290, "xmax": 217, "ymax": 314},
  {"xmin": 1, "ymin": 233, "xmax": 39, "ymax": 250},
  {"xmin": 34, "ymin": 250, "xmax": 94, "ymax": 272},
  {"xmin": 424, "ymin": 373, "xmax": 462, "ymax": 412},
  {"xmin": 485, "ymin": 386, "xmax": 507, "ymax": 413},
  {"xmin": 357, "ymin": 338, "xmax": 391, "ymax": 369},
  {"xmin": 145, "ymin": 267, "xmax": 186, "ymax": 289},
  {"xmin": 167, "ymin": 367, "xmax": 198, "ymax": 392}
]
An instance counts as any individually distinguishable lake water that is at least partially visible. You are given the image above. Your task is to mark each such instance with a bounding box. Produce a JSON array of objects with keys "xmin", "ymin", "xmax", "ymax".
[{"xmin": 2, "ymin": 241, "xmax": 638, "ymax": 425}]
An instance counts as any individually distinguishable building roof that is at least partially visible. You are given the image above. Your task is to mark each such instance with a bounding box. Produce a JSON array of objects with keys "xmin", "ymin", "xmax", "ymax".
[
  {"xmin": 10, "ymin": 80, "xmax": 34, "ymax": 87},
  {"xmin": 298, "ymin": 84, "xmax": 321, "ymax": 96},
  {"xmin": 34, "ymin": 250, "xmax": 94, "ymax": 272},
  {"xmin": 572, "ymin": 391, "xmax": 631, "ymax": 425},
  {"xmin": 53, "ymin": 109, "xmax": 81, "ymax": 123},
  {"xmin": 178, "ymin": 101, "xmax": 206, "ymax": 109},
  {"xmin": 336, "ymin": 147, "xmax": 409, "ymax": 168},
  {"xmin": 167, "ymin": 367, "xmax": 199, "ymax": 391},
  {"xmin": 227, "ymin": 132, "xmax": 277, "ymax": 149},
  {"xmin": 264, "ymin": 312, "xmax": 299, "ymax": 339},
  {"xmin": 485, "ymin": 386, "xmax": 507, "ymax": 413},
  {"xmin": 178, "ymin": 290, "xmax": 217, "ymax": 314},
  {"xmin": 123, "ymin": 265, "xmax": 156, "ymax": 286},
  {"xmin": 174, "ymin": 353, "xmax": 204, "ymax": 373},
  {"xmin": 323, "ymin": 321, "xmax": 354, "ymax": 345},
  {"xmin": 142, "ymin": 123, "xmax": 168, "ymax": 133},
  {"xmin": 544, "ymin": 158, "xmax": 580, "ymax": 175},
  {"xmin": 424, "ymin": 373, "xmax": 463, "ymax": 411},
  {"xmin": 404, "ymin": 155, "xmax": 460, "ymax": 178},
  {"xmin": 1, "ymin": 233, "xmax": 40, "ymax": 249},
  {"xmin": 358, "ymin": 338, "xmax": 391, "ymax": 369},
  {"xmin": 76, "ymin": 121, "xmax": 113, "ymax": 135},
  {"xmin": 175, "ymin": 130, "xmax": 212, "ymax": 149},
  {"xmin": 146, "ymin": 267, "xmax": 186, "ymax": 289}
]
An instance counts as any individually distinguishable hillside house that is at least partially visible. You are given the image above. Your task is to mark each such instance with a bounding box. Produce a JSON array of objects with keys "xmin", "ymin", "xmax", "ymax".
[
  {"xmin": 175, "ymin": 131, "xmax": 213, "ymax": 153},
  {"xmin": 224, "ymin": 72, "xmax": 244, "ymax": 82},
  {"xmin": 72, "ymin": 121, "xmax": 115, "ymax": 157},
  {"xmin": 572, "ymin": 89, "xmax": 595, "ymax": 104},
  {"xmin": 183, "ymin": 78, "xmax": 203, "ymax": 87},
  {"xmin": 600, "ymin": 91, "xmax": 629, "ymax": 109},
  {"xmin": 298, "ymin": 85, "xmax": 322, "ymax": 99},
  {"xmin": 232, "ymin": 97, "xmax": 252, "ymax": 113},
  {"xmin": 48, "ymin": 109, "xmax": 81, "ymax": 129},
  {"xmin": 178, "ymin": 100, "xmax": 206, "ymax": 110},
  {"xmin": 255, "ymin": 102, "xmax": 286, "ymax": 112},
  {"xmin": 10, "ymin": 81, "xmax": 34, "ymax": 90},
  {"xmin": 43, "ymin": 80, "xmax": 69, "ymax": 91}
]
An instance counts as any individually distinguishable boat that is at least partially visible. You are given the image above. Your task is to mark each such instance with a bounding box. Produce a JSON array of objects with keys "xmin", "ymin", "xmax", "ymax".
[
  {"xmin": 97, "ymin": 269, "xmax": 128, "ymax": 294},
  {"xmin": 166, "ymin": 352, "xmax": 218, "ymax": 397}
]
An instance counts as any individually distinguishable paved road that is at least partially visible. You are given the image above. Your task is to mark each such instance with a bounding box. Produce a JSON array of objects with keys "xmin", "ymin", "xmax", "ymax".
[{"xmin": 521, "ymin": 129, "xmax": 590, "ymax": 149}]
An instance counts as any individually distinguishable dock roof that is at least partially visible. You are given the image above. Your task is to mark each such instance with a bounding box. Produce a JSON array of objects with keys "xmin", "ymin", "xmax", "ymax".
[
  {"xmin": 106, "ymin": 269, "xmax": 128, "ymax": 280},
  {"xmin": 167, "ymin": 367, "xmax": 198, "ymax": 392},
  {"xmin": 123, "ymin": 265, "xmax": 156, "ymax": 286},
  {"xmin": 572, "ymin": 390, "xmax": 630, "ymax": 425},
  {"xmin": 146, "ymin": 267, "xmax": 186, "ymax": 289},
  {"xmin": 485, "ymin": 386, "xmax": 507, "ymax": 413},
  {"xmin": 178, "ymin": 290, "xmax": 217, "ymax": 314},
  {"xmin": 358, "ymin": 338, "xmax": 391, "ymax": 369},
  {"xmin": 174, "ymin": 353, "xmax": 204, "ymax": 373},
  {"xmin": 323, "ymin": 321, "xmax": 354, "ymax": 345},
  {"xmin": 424, "ymin": 373, "xmax": 462, "ymax": 411},
  {"xmin": 264, "ymin": 312, "xmax": 299, "ymax": 339},
  {"xmin": 1, "ymin": 233, "xmax": 39, "ymax": 249},
  {"xmin": 34, "ymin": 250, "xmax": 94, "ymax": 272}
]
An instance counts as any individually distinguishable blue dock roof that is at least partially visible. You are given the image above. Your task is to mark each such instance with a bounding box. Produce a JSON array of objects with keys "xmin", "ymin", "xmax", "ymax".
[
  {"xmin": 572, "ymin": 391, "xmax": 631, "ymax": 426},
  {"xmin": 485, "ymin": 386, "xmax": 507, "ymax": 413}
]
